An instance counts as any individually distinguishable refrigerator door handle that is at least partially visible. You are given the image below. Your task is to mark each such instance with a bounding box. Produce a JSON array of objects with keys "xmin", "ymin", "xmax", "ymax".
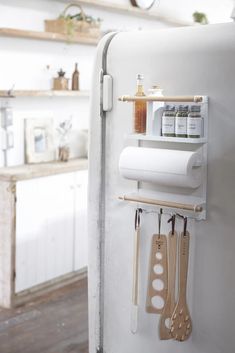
[
  {"xmin": 100, "ymin": 70, "xmax": 113, "ymax": 114},
  {"xmin": 103, "ymin": 74, "xmax": 113, "ymax": 112}
]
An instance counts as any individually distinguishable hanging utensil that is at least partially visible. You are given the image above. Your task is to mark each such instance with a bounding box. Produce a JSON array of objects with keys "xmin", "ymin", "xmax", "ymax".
[
  {"xmin": 170, "ymin": 217, "xmax": 192, "ymax": 341},
  {"xmin": 159, "ymin": 215, "xmax": 177, "ymax": 340},
  {"xmin": 146, "ymin": 209, "xmax": 168, "ymax": 314},
  {"xmin": 131, "ymin": 208, "xmax": 142, "ymax": 334}
]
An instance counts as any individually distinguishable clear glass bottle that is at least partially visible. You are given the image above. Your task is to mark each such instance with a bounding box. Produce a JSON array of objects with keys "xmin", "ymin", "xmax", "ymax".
[
  {"xmin": 175, "ymin": 105, "xmax": 188, "ymax": 138},
  {"xmin": 146, "ymin": 85, "xmax": 164, "ymax": 136},
  {"xmin": 161, "ymin": 105, "xmax": 176, "ymax": 137},
  {"xmin": 187, "ymin": 105, "xmax": 203, "ymax": 138},
  {"xmin": 133, "ymin": 74, "xmax": 146, "ymax": 134}
]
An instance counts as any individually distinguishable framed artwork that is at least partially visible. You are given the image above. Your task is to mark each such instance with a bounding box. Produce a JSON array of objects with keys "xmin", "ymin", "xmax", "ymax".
[{"xmin": 25, "ymin": 118, "xmax": 56, "ymax": 164}]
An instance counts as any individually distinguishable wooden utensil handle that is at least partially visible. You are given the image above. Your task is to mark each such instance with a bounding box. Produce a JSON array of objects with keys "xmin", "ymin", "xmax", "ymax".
[
  {"xmin": 179, "ymin": 231, "xmax": 190, "ymax": 300},
  {"xmin": 132, "ymin": 227, "xmax": 140, "ymax": 305},
  {"xmin": 168, "ymin": 231, "xmax": 177, "ymax": 307}
]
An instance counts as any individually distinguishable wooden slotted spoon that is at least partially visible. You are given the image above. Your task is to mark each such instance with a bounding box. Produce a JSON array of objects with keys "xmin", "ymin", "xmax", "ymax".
[
  {"xmin": 170, "ymin": 217, "xmax": 192, "ymax": 341},
  {"xmin": 159, "ymin": 215, "xmax": 177, "ymax": 340}
]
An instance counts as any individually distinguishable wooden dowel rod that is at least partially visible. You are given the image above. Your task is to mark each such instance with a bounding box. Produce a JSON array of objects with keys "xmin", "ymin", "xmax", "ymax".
[
  {"xmin": 118, "ymin": 95, "xmax": 203, "ymax": 103},
  {"xmin": 118, "ymin": 195, "xmax": 203, "ymax": 213}
]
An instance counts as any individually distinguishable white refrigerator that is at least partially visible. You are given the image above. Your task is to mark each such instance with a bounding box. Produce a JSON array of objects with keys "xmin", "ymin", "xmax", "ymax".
[{"xmin": 88, "ymin": 23, "xmax": 235, "ymax": 353}]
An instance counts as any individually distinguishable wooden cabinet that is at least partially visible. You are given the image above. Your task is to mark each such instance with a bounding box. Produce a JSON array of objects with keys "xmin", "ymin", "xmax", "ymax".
[{"xmin": 0, "ymin": 159, "xmax": 88, "ymax": 308}]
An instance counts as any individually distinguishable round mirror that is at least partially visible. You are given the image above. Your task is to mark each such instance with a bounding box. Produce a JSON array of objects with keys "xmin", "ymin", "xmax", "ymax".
[{"xmin": 130, "ymin": 0, "xmax": 157, "ymax": 10}]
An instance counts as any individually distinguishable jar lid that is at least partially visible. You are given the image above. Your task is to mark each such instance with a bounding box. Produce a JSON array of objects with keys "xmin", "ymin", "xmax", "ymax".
[
  {"xmin": 178, "ymin": 105, "xmax": 189, "ymax": 111},
  {"xmin": 165, "ymin": 104, "xmax": 175, "ymax": 111},
  {"xmin": 190, "ymin": 105, "xmax": 201, "ymax": 112},
  {"xmin": 148, "ymin": 85, "xmax": 163, "ymax": 95},
  {"xmin": 136, "ymin": 74, "xmax": 144, "ymax": 80}
]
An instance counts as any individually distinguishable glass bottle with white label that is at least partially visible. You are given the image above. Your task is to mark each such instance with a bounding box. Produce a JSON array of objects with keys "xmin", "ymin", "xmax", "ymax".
[
  {"xmin": 187, "ymin": 105, "xmax": 203, "ymax": 138},
  {"xmin": 175, "ymin": 105, "xmax": 188, "ymax": 138},
  {"xmin": 161, "ymin": 105, "xmax": 176, "ymax": 137}
]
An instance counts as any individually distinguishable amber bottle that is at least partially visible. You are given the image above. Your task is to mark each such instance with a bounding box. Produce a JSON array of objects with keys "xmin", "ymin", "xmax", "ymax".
[
  {"xmin": 133, "ymin": 74, "xmax": 146, "ymax": 134},
  {"xmin": 72, "ymin": 63, "xmax": 79, "ymax": 91}
]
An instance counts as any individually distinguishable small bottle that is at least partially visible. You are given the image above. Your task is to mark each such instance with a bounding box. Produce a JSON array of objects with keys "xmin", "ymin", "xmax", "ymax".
[
  {"xmin": 161, "ymin": 105, "xmax": 176, "ymax": 137},
  {"xmin": 187, "ymin": 105, "xmax": 203, "ymax": 138},
  {"xmin": 175, "ymin": 105, "xmax": 188, "ymax": 138},
  {"xmin": 133, "ymin": 74, "xmax": 146, "ymax": 134},
  {"xmin": 72, "ymin": 63, "xmax": 79, "ymax": 91}
]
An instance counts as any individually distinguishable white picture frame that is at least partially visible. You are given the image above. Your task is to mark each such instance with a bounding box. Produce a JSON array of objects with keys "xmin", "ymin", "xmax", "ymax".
[{"xmin": 25, "ymin": 118, "xmax": 56, "ymax": 164}]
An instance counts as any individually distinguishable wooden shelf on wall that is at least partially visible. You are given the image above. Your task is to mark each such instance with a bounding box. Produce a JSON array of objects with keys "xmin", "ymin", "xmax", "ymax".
[
  {"xmin": 0, "ymin": 28, "xmax": 99, "ymax": 45},
  {"xmin": 0, "ymin": 90, "xmax": 90, "ymax": 98},
  {"xmin": 56, "ymin": 0, "xmax": 192, "ymax": 26}
]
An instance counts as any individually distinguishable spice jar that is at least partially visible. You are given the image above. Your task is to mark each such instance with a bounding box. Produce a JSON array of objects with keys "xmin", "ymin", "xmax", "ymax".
[
  {"xmin": 161, "ymin": 105, "xmax": 176, "ymax": 137},
  {"xmin": 187, "ymin": 105, "xmax": 203, "ymax": 138},
  {"xmin": 175, "ymin": 105, "xmax": 188, "ymax": 138}
]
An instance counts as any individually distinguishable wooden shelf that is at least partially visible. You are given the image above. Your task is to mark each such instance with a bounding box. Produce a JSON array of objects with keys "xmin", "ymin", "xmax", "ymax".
[
  {"xmin": 0, "ymin": 158, "xmax": 88, "ymax": 182},
  {"xmin": 127, "ymin": 134, "xmax": 207, "ymax": 144},
  {"xmin": 0, "ymin": 90, "xmax": 90, "ymax": 98},
  {"xmin": 56, "ymin": 0, "xmax": 193, "ymax": 26},
  {"xmin": 0, "ymin": 28, "xmax": 99, "ymax": 45}
]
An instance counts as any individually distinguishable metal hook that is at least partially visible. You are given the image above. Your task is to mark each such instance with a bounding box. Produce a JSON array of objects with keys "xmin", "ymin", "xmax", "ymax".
[
  {"xmin": 158, "ymin": 208, "xmax": 163, "ymax": 234},
  {"xmin": 183, "ymin": 216, "xmax": 188, "ymax": 236},
  {"xmin": 176, "ymin": 213, "xmax": 188, "ymax": 236},
  {"xmin": 168, "ymin": 214, "xmax": 176, "ymax": 235},
  {"xmin": 135, "ymin": 208, "xmax": 142, "ymax": 230}
]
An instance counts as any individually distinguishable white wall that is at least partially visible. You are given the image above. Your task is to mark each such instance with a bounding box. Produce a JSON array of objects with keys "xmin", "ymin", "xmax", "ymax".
[
  {"xmin": 157, "ymin": 0, "xmax": 233, "ymax": 24},
  {"xmin": 0, "ymin": 0, "xmax": 171, "ymax": 167}
]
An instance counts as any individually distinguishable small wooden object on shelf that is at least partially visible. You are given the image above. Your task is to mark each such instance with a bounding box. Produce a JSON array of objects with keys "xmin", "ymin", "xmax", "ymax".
[{"xmin": 53, "ymin": 69, "xmax": 69, "ymax": 90}]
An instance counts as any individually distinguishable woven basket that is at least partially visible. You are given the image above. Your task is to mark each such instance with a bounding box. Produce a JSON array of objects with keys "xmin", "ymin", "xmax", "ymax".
[{"xmin": 45, "ymin": 2, "xmax": 101, "ymax": 39}]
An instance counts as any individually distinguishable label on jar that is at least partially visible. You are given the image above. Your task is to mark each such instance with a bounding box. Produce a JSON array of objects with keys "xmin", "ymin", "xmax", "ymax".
[
  {"xmin": 175, "ymin": 116, "xmax": 187, "ymax": 135},
  {"xmin": 162, "ymin": 116, "xmax": 175, "ymax": 135},
  {"xmin": 187, "ymin": 117, "xmax": 202, "ymax": 137}
]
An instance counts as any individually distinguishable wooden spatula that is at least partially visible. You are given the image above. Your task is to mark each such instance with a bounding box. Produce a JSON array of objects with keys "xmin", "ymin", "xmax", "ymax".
[
  {"xmin": 159, "ymin": 215, "xmax": 177, "ymax": 340},
  {"xmin": 170, "ymin": 217, "xmax": 192, "ymax": 341}
]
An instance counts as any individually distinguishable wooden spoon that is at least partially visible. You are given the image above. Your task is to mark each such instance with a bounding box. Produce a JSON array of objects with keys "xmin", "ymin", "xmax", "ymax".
[{"xmin": 170, "ymin": 230, "xmax": 192, "ymax": 341}]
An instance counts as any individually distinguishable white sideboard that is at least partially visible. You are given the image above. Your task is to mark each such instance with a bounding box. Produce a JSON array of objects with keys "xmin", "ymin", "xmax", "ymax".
[{"xmin": 0, "ymin": 158, "xmax": 88, "ymax": 308}]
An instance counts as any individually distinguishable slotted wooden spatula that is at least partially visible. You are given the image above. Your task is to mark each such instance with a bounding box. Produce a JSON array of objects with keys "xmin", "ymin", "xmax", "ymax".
[
  {"xmin": 159, "ymin": 215, "xmax": 177, "ymax": 340},
  {"xmin": 170, "ymin": 217, "xmax": 192, "ymax": 341},
  {"xmin": 146, "ymin": 210, "xmax": 168, "ymax": 314}
]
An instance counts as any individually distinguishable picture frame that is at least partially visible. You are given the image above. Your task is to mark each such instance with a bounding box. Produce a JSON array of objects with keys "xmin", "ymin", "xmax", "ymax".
[{"xmin": 25, "ymin": 118, "xmax": 56, "ymax": 164}]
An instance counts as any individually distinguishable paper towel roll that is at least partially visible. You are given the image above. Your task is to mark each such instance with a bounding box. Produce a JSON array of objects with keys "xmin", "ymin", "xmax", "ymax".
[{"xmin": 119, "ymin": 147, "xmax": 202, "ymax": 189}]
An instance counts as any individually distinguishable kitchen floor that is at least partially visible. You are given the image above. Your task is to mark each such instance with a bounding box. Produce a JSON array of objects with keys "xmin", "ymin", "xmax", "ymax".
[{"xmin": 0, "ymin": 278, "xmax": 88, "ymax": 353}]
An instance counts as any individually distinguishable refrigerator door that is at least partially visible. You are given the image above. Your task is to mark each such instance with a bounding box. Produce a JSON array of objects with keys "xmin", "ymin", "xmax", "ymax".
[{"xmin": 89, "ymin": 23, "xmax": 235, "ymax": 353}]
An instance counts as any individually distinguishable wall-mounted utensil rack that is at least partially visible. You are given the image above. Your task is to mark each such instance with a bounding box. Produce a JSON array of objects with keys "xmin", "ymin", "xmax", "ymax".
[
  {"xmin": 118, "ymin": 94, "xmax": 208, "ymax": 220},
  {"xmin": 119, "ymin": 194, "xmax": 203, "ymax": 213},
  {"xmin": 118, "ymin": 95, "xmax": 203, "ymax": 103}
]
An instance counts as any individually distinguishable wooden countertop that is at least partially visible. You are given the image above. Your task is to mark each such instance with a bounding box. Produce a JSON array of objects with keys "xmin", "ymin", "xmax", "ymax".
[{"xmin": 0, "ymin": 158, "xmax": 88, "ymax": 182}]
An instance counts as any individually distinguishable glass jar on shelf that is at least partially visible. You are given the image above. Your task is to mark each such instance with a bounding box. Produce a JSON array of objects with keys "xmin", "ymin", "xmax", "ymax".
[
  {"xmin": 161, "ymin": 105, "xmax": 176, "ymax": 137},
  {"xmin": 175, "ymin": 105, "xmax": 188, "ymax": 138}
]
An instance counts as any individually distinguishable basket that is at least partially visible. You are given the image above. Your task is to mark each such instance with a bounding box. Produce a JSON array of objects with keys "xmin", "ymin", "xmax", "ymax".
[{"xmin": 45, "ymin": 2, "xmax": 101, "ymax": 39}]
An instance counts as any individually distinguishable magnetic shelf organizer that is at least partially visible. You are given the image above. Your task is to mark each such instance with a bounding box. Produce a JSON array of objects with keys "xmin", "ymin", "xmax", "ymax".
[{"xmin": 118, "ymin": 95, "xmax": 208, "ymax": 220}]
